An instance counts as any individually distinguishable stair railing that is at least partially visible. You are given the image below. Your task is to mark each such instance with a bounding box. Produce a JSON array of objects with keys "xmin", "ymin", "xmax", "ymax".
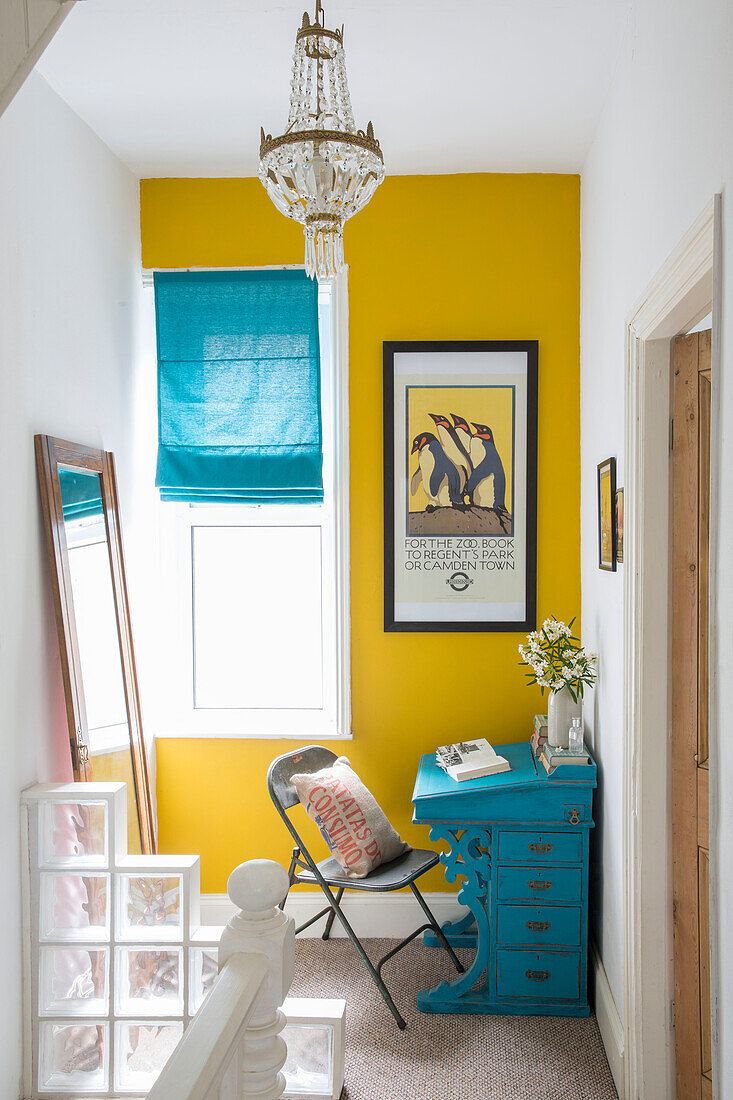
[{"xmin": 148, "ymin": 859, "xmax": 295, "ymax": 1100}]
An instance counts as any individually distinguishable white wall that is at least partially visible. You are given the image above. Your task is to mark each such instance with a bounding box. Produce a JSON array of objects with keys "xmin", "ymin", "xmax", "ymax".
[
  {"xmin": 580, "ymin": 0, "xmax": 733, "ymax": 1086},
  {"xmin": 0, "ymin": 72, "xmax": 147, "ymax": 1097}
]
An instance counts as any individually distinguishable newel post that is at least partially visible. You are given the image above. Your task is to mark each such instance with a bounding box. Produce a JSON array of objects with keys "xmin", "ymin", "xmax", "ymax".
[{"xmin": 219, "ymin": 859, "xmax": 295, "ymax": 1100}]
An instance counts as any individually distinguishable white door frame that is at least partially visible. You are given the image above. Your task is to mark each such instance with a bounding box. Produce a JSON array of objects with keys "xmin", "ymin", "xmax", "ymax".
[{"xmin": 623, "ymin": 195, "xmax": 720, "ymax": 1099}]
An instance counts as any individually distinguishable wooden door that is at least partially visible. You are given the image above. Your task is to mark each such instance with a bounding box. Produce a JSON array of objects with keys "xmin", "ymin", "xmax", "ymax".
[{"xmin": 671, "ymin": 329, "xmax": 712, "ymax": 1100}]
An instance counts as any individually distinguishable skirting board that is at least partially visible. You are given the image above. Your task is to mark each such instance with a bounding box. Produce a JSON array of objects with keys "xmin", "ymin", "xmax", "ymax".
[
  {"xmin": 201, "ymin": 890, "xmax": 468, "ymax": 941},
  {"xmin": 590, "ymin": 938, "xmax": 625, "ymax": 1099}
]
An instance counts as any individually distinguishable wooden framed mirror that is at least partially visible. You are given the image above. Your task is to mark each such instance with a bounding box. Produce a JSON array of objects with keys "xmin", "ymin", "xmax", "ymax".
[{"xmin": 35, "ymin": 435, "xmax": 157, "ymax": 854}]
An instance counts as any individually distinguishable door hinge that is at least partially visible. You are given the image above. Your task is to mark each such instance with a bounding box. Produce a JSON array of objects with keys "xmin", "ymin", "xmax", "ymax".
[
  {"xmin": 669, "ymin": 418, "xmax": 674, "ymax": 451},
  {"xmin": 670, "ymin": 999, "xmax": 676, "ymax": 1030},
  {"xmin": 76, "ymin": 728, "xmax": 89, "ymax": 765}
]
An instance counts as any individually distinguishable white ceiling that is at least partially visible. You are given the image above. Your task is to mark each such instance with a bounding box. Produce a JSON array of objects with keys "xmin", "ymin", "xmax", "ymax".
[{"xmin": 36, "ymin": 0, "xmax": 629, "ymax": 178}]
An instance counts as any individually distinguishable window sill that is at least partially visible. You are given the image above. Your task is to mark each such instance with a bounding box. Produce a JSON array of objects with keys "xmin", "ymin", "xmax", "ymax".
[{"xmin": 153, "ymin": 729, "xmax": 354, "ymax": 741}]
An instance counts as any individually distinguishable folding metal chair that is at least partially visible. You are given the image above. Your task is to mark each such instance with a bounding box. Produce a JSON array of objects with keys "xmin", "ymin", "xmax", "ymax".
[{"xmin": 267, "ymin": 746, "xmax": 464, "ymax": 1029}]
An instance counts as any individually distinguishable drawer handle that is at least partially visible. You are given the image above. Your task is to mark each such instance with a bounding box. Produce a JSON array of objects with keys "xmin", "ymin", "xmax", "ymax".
[
  {"xmin": 526, "ymin": 969, "xmax": 551, "ymax": 982},
  {"xmin": 528, "ymin": 842, "xmax": 553, "ymax": 853},
  {"xmin": 528, "ymin": 880, "xmax": 551, "ymax": 891},
  {"xmin": 526, "ymin": 920, "xmax": 551, "ymax": 932}
]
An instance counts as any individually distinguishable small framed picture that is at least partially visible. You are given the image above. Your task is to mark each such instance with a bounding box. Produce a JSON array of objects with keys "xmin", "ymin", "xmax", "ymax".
[
  {"xmin": 597, "ymin": 457, "xmax": 617, "ymax": 571},
  {"xmin": 615, "ymin": 488, "xmax": 624, "ymax": 564}
]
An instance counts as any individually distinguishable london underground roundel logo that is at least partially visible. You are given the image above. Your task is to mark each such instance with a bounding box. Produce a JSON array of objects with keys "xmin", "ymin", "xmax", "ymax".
[{"xmin": 447, "ymin": 571, "xmax": 473, "ymax": 592}]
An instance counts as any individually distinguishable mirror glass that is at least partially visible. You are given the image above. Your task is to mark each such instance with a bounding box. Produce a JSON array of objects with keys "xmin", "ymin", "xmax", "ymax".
[{"xmin": 58, "ymin": 465, "xmax": 142, "ymax": 853}]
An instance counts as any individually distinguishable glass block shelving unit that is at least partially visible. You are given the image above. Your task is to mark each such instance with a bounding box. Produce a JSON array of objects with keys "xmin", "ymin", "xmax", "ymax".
[
  {"xmin": 281, "ymin": 998, "xmax": 345, "ymax": 1100},
  {"xmin": 22, "ymin": 783, "xmax": 221, "ymax": 1098}
]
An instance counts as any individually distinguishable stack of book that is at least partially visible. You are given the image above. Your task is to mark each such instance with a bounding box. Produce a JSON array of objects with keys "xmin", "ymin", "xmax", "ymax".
[
  {"xmin": 529, "ymin": 714, "xmax": 548, "ymax": 758},
  {"xmin": 435, "ymin": 739, "xmax": 511, "ymax": 782},
  {"xmin": 540, "ymin": 744, "xmax": 591, "ymax": 774}
]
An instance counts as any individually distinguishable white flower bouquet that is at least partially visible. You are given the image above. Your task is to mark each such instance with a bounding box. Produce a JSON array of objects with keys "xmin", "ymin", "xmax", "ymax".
[{"xmin": 518, "ymin": 617, "xmax": 597, "ymax": 703}]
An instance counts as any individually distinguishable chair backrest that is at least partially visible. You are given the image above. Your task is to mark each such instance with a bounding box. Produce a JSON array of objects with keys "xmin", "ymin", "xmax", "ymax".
[{"xmin": 267, "ymin": 745, "xmax": 339, "ymax": 812}]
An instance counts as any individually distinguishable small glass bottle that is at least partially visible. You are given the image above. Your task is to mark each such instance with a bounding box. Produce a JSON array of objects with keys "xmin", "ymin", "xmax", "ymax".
[{"xmin": 568, "ymin": 716, "xmax": 584, "ymax": 755}]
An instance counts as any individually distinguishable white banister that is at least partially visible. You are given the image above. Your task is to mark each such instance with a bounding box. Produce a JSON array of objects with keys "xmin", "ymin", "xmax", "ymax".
[
  {"xmin": 220, "ymin": 860, "xmax": 296, "ymax": 1100},
  {"xmin": 148, "ymin": 859, "xmax": 295, "ymax": 1100},
  {"xmin": 147, "ymin": 953, "xmax": 269, "ymax": 1100}
]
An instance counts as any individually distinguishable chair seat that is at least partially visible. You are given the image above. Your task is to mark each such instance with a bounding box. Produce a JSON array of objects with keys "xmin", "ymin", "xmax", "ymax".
[{"xmin": 294, "ymin": 847, "xmax": 440, "ymax": 892}]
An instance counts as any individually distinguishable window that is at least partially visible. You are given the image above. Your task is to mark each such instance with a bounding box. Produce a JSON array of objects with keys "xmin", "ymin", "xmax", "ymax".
[{"xmin": 155, "ymin": 274, "xmax": 350, "ymax": 738}]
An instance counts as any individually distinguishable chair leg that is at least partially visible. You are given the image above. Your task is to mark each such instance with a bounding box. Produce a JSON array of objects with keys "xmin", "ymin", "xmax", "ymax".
[
  {"xmin": 322, "ymin": 887, "xmax": 343, "ymax": 940},
  {"xmin": 279, "ymin": 846, "xmax": 301, "ymax": 910},
  {"xmin": 409, "ymin": 881, "xmax": 465, "ymax": 973},
  {"xmin": 319, "ymin": 883, "xmax": 407, "ymax": 1029}
]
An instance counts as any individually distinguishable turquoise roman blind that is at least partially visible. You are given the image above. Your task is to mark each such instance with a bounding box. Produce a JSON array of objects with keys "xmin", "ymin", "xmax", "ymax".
[
  {"xmin": 58, "ymin": 469, "xmax": 103, "ymax": 521},
  {"xmin": 154, "ymin": 269, "xmax": 322, "ymax": 504}
]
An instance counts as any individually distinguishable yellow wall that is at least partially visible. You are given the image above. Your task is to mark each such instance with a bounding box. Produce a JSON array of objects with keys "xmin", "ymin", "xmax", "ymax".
[
  {"xmin": 140, "ymin": 174, "xmax": 581, "ymax": 893},
  {"xmin": 91, "ymin": 749, "xmax": 142, "ymax": 855}
]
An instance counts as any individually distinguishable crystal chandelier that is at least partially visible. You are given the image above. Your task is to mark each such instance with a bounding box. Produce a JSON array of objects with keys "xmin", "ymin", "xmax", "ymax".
[{"xmin": 259, "ymin": 0, "xmax": 385, "ymax": 281}]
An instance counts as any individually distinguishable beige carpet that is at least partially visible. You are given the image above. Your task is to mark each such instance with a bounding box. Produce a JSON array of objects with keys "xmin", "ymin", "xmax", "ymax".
[{"xmin": 291, "ymin": 938, "xmax": 618, "ymax": 1100}]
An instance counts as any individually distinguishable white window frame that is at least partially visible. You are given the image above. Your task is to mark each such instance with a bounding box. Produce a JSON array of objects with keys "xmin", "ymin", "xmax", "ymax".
[{"xmin": 154, "ymin": 269, "xmax": 351, "ymax": 740}]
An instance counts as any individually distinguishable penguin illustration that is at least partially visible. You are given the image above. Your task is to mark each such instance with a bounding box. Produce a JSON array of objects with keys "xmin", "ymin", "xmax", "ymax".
[
  {"xmin": 428, "ymin": 413, "xmax": 472, "ymax": 490},
  {"xmin": 410, "ymin": 432, "xmax": 463, "ymax": 511},
  {"xmin": 466, "ymin": 423, "xmax": 508, "ymax": 513},
  {"xmin": 451, "ymin": 413, "xmax": 473, "ymax": 456}
]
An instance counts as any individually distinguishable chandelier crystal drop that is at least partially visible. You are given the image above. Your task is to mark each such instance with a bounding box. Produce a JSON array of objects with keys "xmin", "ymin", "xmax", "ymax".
[{"xmin": 259, "ymin": 0, "xmax": 385, "ymax": 281}]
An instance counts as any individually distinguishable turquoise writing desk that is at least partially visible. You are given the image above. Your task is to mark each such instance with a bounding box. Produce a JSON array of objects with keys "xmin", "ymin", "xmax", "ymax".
[{"xmin": 412, "ymin": 740, "xmax": 596, "ymax": 1016}]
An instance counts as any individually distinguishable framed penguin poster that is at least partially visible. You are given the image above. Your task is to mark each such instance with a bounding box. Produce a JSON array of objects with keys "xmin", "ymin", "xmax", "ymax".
[{"xmin": 383, "ymin": 340, "xmax": 538, "ymax": 632}]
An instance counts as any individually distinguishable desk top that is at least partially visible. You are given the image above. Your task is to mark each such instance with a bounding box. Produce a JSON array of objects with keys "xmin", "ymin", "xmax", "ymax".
[
  {"xmin": 412, "ymin": 741, "xmax": 597, "ymax": 824},
  {"xmin": 414, "ymin": 742, "xmax": 539, "ymax": 801}
]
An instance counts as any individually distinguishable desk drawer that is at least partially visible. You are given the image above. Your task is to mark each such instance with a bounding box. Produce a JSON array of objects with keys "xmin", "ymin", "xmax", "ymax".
[
  {"xmin": 497, "ymin": 866, "xmax": 582, "ymax": 903},
  {"xmin": 497, "ymin": 904, "xmax": 581, "ymax": 947},
  {"xmin": 497, "ymin": 949, "xmax": 581, "ymax": 1001},
  {"xmin": 498, "ymin": 831, "xmax": 581, "ymax": 864}
]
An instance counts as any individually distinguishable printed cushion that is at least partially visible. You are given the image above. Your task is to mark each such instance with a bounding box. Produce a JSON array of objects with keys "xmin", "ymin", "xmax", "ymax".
[{"xmin": 290, "ymin": 757, "xmax": 410, "ymax": 879}]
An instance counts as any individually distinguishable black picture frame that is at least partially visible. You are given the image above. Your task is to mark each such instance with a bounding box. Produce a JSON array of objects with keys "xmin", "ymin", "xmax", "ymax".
[
  {"xmin": 383, "ymin": 340, "xmax": 538, "ymax": 632},
  {"xmin": 597, "ymin": 456, "xmax": 617, "ymax": 571}
]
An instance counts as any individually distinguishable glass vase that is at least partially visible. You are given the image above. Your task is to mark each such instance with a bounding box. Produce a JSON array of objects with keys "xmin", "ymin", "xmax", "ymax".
[{"xmin": 547, "ymin": 685, "xmax": 582, "ymax": 749}]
